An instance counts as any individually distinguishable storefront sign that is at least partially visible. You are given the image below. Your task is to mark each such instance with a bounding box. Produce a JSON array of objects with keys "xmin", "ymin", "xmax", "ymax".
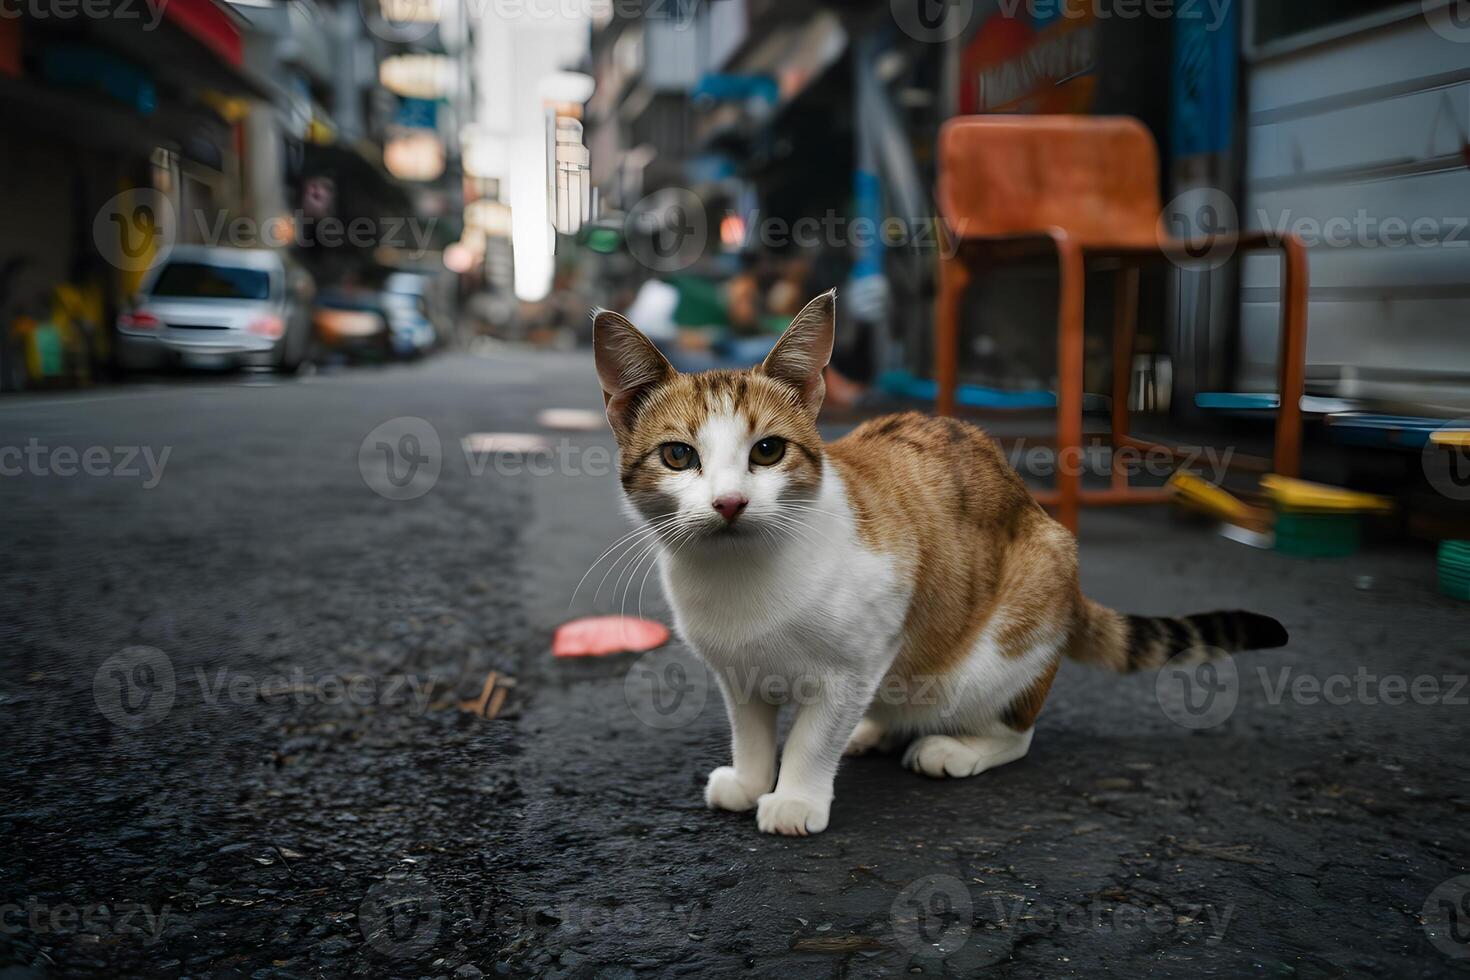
[
  {"xmin": 384, "ymin": 132, "xmax": 446, "ymax": 182},
  {"xmin": 380, "ymin": 54, "xmax": 454, "ymax": 100},
  {"xmin": 959, "ymin": 4, "xmax": 1098, "ymax": 115}
]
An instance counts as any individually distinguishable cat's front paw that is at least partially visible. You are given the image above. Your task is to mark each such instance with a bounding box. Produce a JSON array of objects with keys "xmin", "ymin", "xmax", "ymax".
[
  {"xmin": 705, "ymin": 766, "xmax": 767, "ymax": 812},
  {"xmin": 755, "ymin": 792, "xmax": 830, "ymax": 836}
]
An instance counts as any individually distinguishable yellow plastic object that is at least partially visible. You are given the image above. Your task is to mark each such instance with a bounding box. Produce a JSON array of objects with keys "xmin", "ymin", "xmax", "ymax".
[
  {"xmin": 1260, "ymin": 474, "xmax": 1393, "ymax": 514},
  {"xmin": 1430, "ymin": 430, "xmax": 1470, "ymax": 448},
  {"xmin": 1167, "ymin": 472, "xmax": 1271, "ymax": 532},
  {"xmin": 200, "ymin": 90, "xmax": 252, "ymax": 124}
]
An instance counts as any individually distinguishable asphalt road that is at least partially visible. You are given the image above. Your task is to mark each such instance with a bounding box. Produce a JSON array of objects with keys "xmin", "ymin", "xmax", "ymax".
[{"xmin": 1, "ymin": 351, "xmax": 1467, "ymax": 979}]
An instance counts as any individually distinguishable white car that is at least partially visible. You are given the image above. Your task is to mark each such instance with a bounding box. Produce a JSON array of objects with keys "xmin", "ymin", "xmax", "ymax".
[{"xmin": 117, "ymin": 246, "xmax": 314, "ymax": 373}]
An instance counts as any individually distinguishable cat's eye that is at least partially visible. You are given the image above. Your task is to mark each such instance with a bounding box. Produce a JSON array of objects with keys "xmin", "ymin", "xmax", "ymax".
[
  {"xmin": 750, "ymin": 436, "xmax": 787, "ymax": 467},
  {"xmin": 660, "ymin": 443, "xmax": 698, "ymax": 471}
]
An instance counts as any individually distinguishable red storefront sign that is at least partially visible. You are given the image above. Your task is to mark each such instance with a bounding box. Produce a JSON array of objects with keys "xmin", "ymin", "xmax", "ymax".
[
  {"xmin": 163, "ymin": 0, "xmax": 243, "ymax": 67},
  {"xmin": 959, "ymin": 5, "xmax": 1099, "ymax": 115}
]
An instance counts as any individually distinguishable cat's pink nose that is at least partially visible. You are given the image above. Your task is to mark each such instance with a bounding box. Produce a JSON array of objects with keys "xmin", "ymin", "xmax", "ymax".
[{"xmin": 711, "ymin": 494, "xmax": 748, "ymax": 523}]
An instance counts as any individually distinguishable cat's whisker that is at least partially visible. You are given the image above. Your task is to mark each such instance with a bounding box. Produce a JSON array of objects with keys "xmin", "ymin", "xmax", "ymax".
[
  {"xmin": 620, "ymin": 515, "xmax": 699, "ymax": 618},
  {"xmin": 613, "ymin": 531, "xmax": 666, "ymax": 616},
  {"xmin": 637, "ymin": 519, "xmax": 701, "ymax": 621},
  {"xmin": 764, "ymin": 512, "xmax": 838, "ymax": 549},
  {"xmin": 763, "ymin": 522, "xmax": 804, "ymax": 551},
  {"xmin": 793, "ymin": 506, "xmax": 851, "ymax": 529},
  {"xmin": 621, "ymin": 531, "xmax": 671, "ymax": 646},
  {"xmin": 622, "ymin": 530, "xmax": 672, "ymax": 624},
  {"xmin": 591, "ymin": 518, "xmax": 681, "ymax": 608},
  {"xmin": 569, "ymin": 513, "xmax": 681, "ymax": 608},
  {"xmin": 778, "ymin": 511, "xmax": 856, "ymax": 539},
  {"xmin": 785, "ymin": 521, "xmax": 843, "ymax": 552},
  {"xmin": 760, "ymin": 515, "xmax": 825, "ymax": 552},
  {"xmin": 634, "ymin": 542, "xmax": 664, "ymax": 623},
  {"xmin": 587, "ymin": 526, "xmax": 673, "ymax": 610},
  {"xmin": 782, "ymin": 499, "xmax": 877, "ymax": 526},
  {"xmin": 783, "ymin": 502, "xmax": 873, "ymax": 526}
]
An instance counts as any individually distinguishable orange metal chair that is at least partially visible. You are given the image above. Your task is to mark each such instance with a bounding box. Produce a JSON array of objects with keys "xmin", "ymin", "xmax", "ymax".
[{"xmin": 934, "ymin": 115, "xmax": 1309, "ymax": 532}]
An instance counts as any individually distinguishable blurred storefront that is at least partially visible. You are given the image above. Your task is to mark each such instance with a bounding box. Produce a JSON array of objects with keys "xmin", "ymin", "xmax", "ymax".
[
  {"xmin": 0, "ymin": 0, "xmax": 473, "ymax": 388},
  {"xmin": 0, "ymin": 0, "xmax": 263, "ymax": 387},
  {"xmin": 1240, "ymin": 0, "xmax": 1470, "ymax": 415},
  {"xmin": 580, "ymin": 0, "xmax": 1178, "ymax": 387},
  {"xmin": 578, "ymin": 0, "xmax": 1470, "ymax": 422},
  {"xmin": 230, "ymin": 0, "xmax": 469, "ymax": 291},
  {"xmin": 935, "ymin": 0, "xmax": 1470, "ymax": 419},
  {"xmin": 582, "ymin": 1, "xmax": 900, "ymax": 369},
  {"xmin": 944, "ymin": 1, "xmax": 1175, "ymax": 400}
]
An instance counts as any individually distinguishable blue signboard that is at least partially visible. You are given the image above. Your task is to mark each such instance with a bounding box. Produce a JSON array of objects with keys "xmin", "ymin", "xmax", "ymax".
[
  {"xmin": 1171, "ymin": 0, "xmax": 1238, "ymax": 157},
  {"xmin": 396, "ymin": 97, "xmax": 438, "ymax": 131}
]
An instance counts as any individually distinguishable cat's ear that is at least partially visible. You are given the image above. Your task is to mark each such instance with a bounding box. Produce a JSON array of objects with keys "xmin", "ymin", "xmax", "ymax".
[
  {"xmin": 593, "ymin": 309, "xmax": 675, "ymax": 437},
  {"xmin": 760, "ymin": 289, "xmax": 835, "ymax": 414}
]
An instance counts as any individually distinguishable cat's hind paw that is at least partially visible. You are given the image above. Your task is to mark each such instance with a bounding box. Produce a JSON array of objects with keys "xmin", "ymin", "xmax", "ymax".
[
  {"xmin": 843, "ymin": 716, "xmax": 885, "ymax": 756},
  {"xmin": 902, "ymin": 730, "xmax": 1034, "ymax": 779},
  {"xmin": 755, "ymin": 793, "xmax": 830, "ymax": 836},
  {"xmin": 705, "ymin": 766, "xmax": 767, "ymax": 812}
]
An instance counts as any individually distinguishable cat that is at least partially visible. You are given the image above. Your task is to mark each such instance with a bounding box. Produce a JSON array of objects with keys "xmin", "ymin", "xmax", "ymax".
[{"xmin": 592, "ymin": 290, "xmax": 1288, "ymax": 836}]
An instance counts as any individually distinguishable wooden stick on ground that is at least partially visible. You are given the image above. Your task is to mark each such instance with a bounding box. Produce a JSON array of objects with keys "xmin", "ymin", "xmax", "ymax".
[{"xmin": 459, "ymin": 671, "xmax": 498, "ymax": 717}]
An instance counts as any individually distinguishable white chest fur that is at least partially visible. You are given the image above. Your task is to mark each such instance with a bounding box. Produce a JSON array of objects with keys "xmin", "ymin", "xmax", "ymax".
[{"xmin": 658, "ymin": 466, "xmax": 909, "ymax": 681}]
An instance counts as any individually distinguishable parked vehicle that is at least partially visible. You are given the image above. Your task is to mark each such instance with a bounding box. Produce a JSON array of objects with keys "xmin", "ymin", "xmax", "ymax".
[
  {"xmin": 116, "ymin": 246, "xmax": 314, "ymax": 373},
  {"xmin": 312, "ymin": 287, "xmax": 393, "ymax": 361},
  {"xmin": 382, "ymin": 272, "xmax": 438, "ymax": 357}
]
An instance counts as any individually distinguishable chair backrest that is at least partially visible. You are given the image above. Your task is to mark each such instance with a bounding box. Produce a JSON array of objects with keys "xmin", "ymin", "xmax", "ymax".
[{"xmin": 937, "ymin": 115, "xmax": 1163, "ymax": 248}]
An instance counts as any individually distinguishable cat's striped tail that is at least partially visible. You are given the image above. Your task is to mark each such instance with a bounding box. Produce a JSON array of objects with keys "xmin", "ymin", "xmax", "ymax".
[{"xmin": 1067, "ymin": 598, "xmax": 1289, "ymax": 674}]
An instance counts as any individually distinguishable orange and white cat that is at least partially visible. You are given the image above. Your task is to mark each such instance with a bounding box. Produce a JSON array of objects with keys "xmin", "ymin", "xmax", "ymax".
[{"xmin": 593, "ymin": 291, "xmax": 1287, "ymax": 836}]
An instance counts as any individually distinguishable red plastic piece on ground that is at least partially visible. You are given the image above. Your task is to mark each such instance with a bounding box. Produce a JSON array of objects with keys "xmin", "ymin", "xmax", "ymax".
[{"xmin": 552, "ymin": 616, "xmax": 670, "ymax": 658}]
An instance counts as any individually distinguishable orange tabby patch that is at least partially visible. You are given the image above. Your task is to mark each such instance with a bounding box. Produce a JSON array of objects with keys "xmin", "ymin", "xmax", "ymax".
[{"xmin": 829, "ymin": 413, "xmax": 1075, "ymax": 678}]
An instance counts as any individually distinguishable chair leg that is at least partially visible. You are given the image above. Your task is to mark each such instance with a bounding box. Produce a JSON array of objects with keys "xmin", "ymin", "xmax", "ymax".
[
  {"xmin": 1055, "ymin": 239, "xmax": 1086, "ymax": 533},
  {"xmin": 935, "ymin": 255, "xmax": 971, "ymax": 418},
  {"xmin": 1274, "ymin": 235, "xmax": 1309, "ymax": 477},
  {"xmin": 1110, "ymin": 266, "xmax": 1140, "ymax": 491}
]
